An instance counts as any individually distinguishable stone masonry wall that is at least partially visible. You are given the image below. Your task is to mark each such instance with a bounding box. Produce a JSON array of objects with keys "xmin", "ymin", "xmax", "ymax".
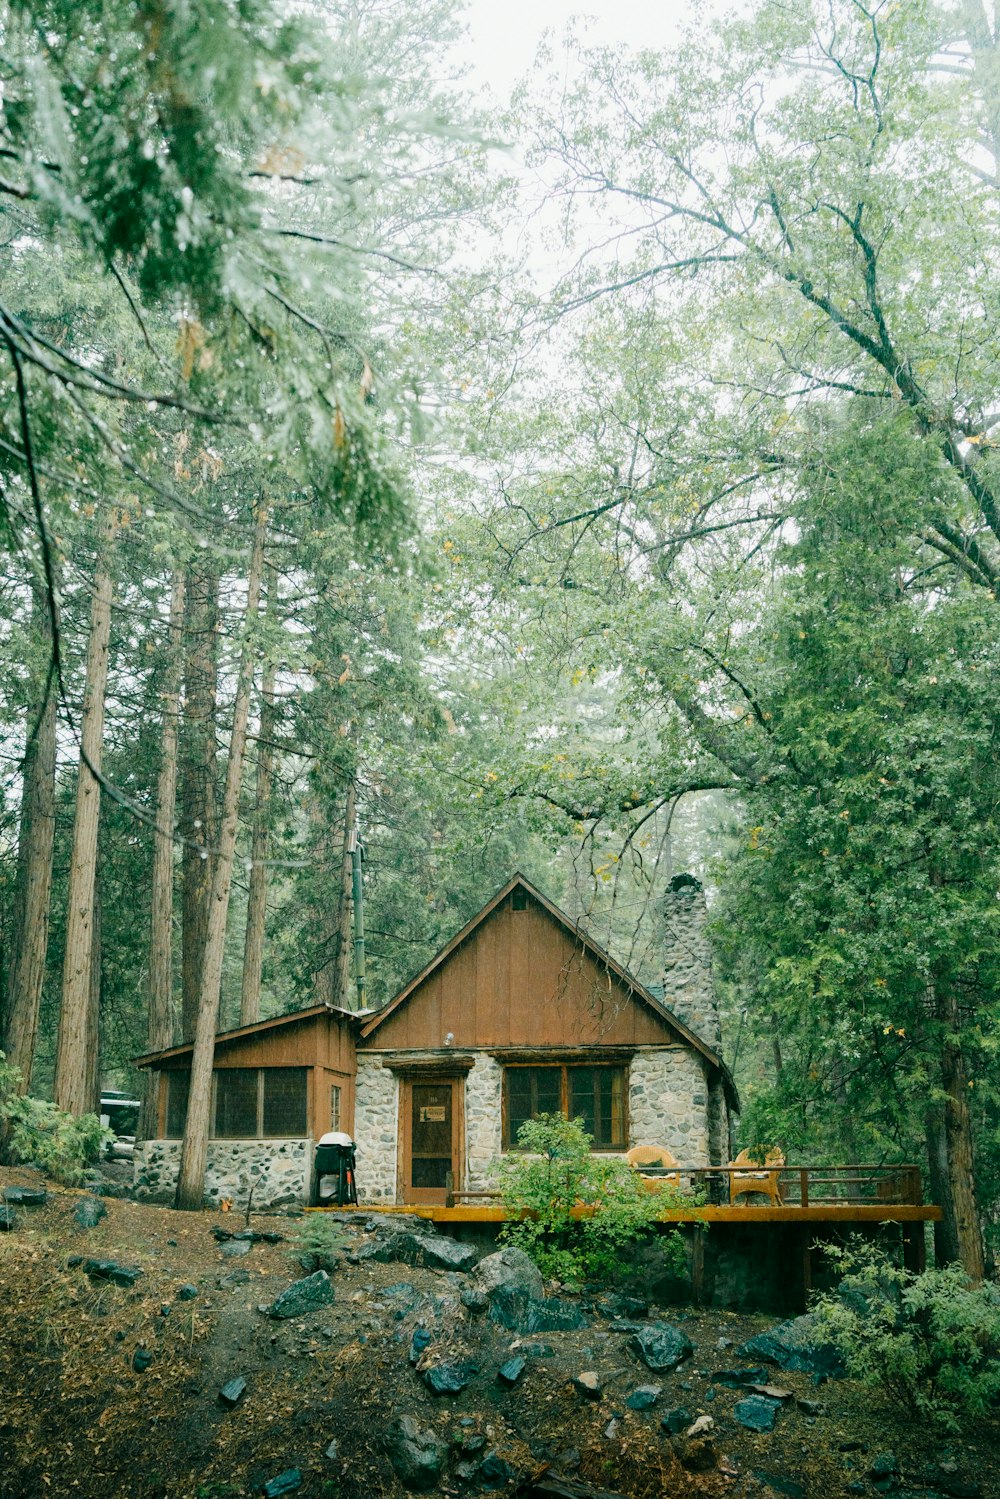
[
  {"xmin": 661, "ymin": 878, "xmax": 722, "ymax": 1056},
  {"xmin": 464, "ymin": 1055, "xmax": 503, "ymax": 1192},
  {"xmin": 133, "ymin": 1138, "xmax": 312, "ymax": 1208},
  {"xmin": 352, "ymin": 1055, "xmax": 398, "ymax": 1202},
  {"xmin": 629, "ymin": 1047, "xmax": 710, "ymax": 1168}
]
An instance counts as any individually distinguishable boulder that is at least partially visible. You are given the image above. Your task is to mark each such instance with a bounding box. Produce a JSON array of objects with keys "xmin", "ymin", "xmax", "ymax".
[
  {"xmin": 596, "ymin": 1292, "xmax": 648, "ymax": 1320},
  {"xmin": 661, "ymin": 1407, "xmax": 693, "ymax": 1435},
  {"xmin": 488, "ymin": 1286, "xmax": 589, "ymax": 1334},
  {"xmin": 630, "ymin": 1322, "xmax": 694, "ymax": 1372},
  {"xmin": 262, "ymin": 1470, "xmax": 301, "ymax": 1497},
  {"xmin": 0, "ymin": 1204, "xmax": 16, "ymax": 1232},
  {"xmin": 219, "ymin": 1376, "xmax": 247, "ymax": 1408},
  {"xmin": 2, "ymin": 1186, "xmax": 46, "ymax": 1207},
  {"xmin": 358, "ymin": 1230, "xmax": 477, "ymax": 1272},
  {"xmin": 497, "ymin": 1356, "xmax": 526, "ymax": 1387},
  {"xmin": 478, "ymin": 1453, "xmax": 517, "ymax": 1490},
  {"xmin": 573, "ymin": 1371, "xmax": 602, "ymax": 1399},
  {"xmin": 84, "ymin": 1259, "xmax": 142, "ymax": 1288},
  {"xmin": 409, "ymin": 1327, "xmax": 433, "ymax": 1364},
  {"xmin": 740, "ymin": 1314, "xmax": 845, "ymax": 1378},
  {"xmin": 712, "ymin": 1367, "xmax": 767, "ymax": 1388},
  {"xmin": 470, "ymin": 1246, "xmax": 544, "ymax": 1301},
  {"xmin": 132, "ymin": 1349, "xmax": 153, "ymax": 1372},
  {"xmin": 176, "ymin": 1284, "xmax": 199, "ymax": 1301},
  {"xmin": 733, "ymin": 1395, "xmax": 781, "ymax": 1433},
  {"xmin": 384, "ymin": 1415, "xmax": 449, "ymax": 1491},
  {"xmin": 625, "ymin": 1384, "xmax": 662, "ymax": 1410},
  {"xmin": 220, "ymin": 1239, "xmax": 252, "ymax": 1259},
  {"xmin": 267, "ymin": 1271, "xmax": 335, "ymax": 1320},
  {"xmin": 423, "ymin": 1359, "xmax": 478, "ymax": 1395},
  {"xmin": 74, "ymin": 1197, "xmax": 107, "ymax": 1230},
  {"xmin": 460, "ymin": 1284, "xmax": 489, "ymax": 1314}
]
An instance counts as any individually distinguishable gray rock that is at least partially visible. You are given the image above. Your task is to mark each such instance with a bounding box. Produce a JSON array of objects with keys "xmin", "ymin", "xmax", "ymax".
[
  {"xmin": 795, "ymin": 1398, "xmax": 823, "ymax": 1417},
  {"xmin": 132, "ymin": 1349, "xmax": 153, "ymax": 1372},
  {"xmin": 2, "ymin": 1186, "xmax": 46, "ymax": 1206},
  {"xmin": 384, "ymin": 1415, "xmax": 448, "ymax": 1491},
  {"xmin": 74, "ymin": 1197, "xmax": 107, "ymax": 1230},
  {"xmin": 409, "ymin": 1327, "xmax": 433, "ymax": 1364},
  {"xmin": 740, "ymin": 1314, "xmax": 845, "ymax": 1378},
  {"xmin": 262, "ymin": 1470, "xmax": 301, "ymax": 1497},
  {"xmin": 714, "ymin": 1366, "xmax": 768, "ymax": 1388},
  {"xmin": 460, "ymin": 1284, "xmax": 489, "ymax": 1313},
  {"xmin": 423, "ymin": 1359, "xmax": 478, "ymax": 1395},
  {"xmin": 325, "ymin": 1441, "xmax": 339, "ymax": 1461},
  {"xmin": 631, "ymin": 1322, "xmax": 694, "ymax": 1372},
  {"xmin": 84, "ymin": 1258, "xmax": 142, "ymax": 1287},
  {"xmin": 219, "ymin": 1376, "xmax": 247, "ymax": 1408},
  {"xmin": 661, "ymin": 1407, "xmax": 693, "ymax": 1435},
  {"xmin": 478, "ymin": 1453, "xmax": 517, "ymax": 1490},
  {"xmin": 219, "ymin": 1270, "xmax": 250, "ymax": 1288},
  {"xmin": 267, "ymin": 1270, "xmax": 335, "ymax": 1320},
  {"xmin": 220, "ymin": 1239, "xmax": 252, "ymax": 1259},
  {"xmin": 733, "ymin": 1395, "xmax": 780, "ymax": 1433},
  {"xmin": 573, "ymin": 1371, "xmax": 602, "ymax": 1399},
  {"xmin": 488, "ymin": 1286, "xmax": 589, "ymax": 1333},
  {"xmin": 471, "ymin": 1245, "xmax": 544, "ymax": 1301},
  {"xmin": 626, "ymin": 1384, "xmax": 662, "ymax": 1410},
  {"xmin": 497, "ymin": 1356, "xmax": 526, "ymax": 1387},
  {"xmin": 0, "ymin": 1204, "xmax": 16, "ymax": 1232},
  {"xmin": 753, "ymin": 1475, "xmax": 805, "ymax": 1499},
  {"xmin": 869, "ymin": 1453, "xmax": 899, "ymax": 1480},
  {"xmin": 359, "ymin": 1229, "xmax": 477, "ymax": 1272}
]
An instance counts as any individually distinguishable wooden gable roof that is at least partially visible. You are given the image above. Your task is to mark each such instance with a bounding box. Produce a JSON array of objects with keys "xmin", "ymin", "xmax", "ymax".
[
  {"xmin": 133, "ymin": 1004, "xmax": 359, "ymax": 1069},
  {"xmin": 359, "ymin": 873, "xmax": 724, "ymax": 1068}
]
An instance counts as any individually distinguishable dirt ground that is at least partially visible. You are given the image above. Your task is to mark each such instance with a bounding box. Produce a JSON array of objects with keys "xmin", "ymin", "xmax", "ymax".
[{"xmin": 0, "ymin": 1166, "xmax": 996, "ymax": 1499}]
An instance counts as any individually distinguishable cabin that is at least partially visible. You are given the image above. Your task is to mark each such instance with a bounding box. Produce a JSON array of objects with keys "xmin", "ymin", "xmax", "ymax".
[{"xmin": 133, "ymin": 873, "xmax": 736, "ymax": 1209}]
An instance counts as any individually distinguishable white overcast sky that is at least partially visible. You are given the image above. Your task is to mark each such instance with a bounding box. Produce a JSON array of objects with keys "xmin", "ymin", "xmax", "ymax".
[{"xmin": 458, "ymin": 0, "xmax": 702, "ymax": 102}]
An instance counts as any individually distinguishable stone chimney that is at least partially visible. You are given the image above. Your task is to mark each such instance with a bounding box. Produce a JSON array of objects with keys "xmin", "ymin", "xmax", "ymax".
[{"xmin": 661, "ymin": 874, "xmax": 722, "ymax": 1055}]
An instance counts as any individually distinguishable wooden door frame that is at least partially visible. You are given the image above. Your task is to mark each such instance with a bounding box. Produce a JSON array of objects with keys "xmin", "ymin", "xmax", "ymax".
[{"xmin": 397, "ymin": 1074, "xmax": 465, "ymax": 1206}]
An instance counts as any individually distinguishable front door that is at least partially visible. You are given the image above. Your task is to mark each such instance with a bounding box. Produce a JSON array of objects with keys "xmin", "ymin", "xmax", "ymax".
[{"xmin": 400, "ymin": 1077, "xmax": 461, "ymax": 1205}]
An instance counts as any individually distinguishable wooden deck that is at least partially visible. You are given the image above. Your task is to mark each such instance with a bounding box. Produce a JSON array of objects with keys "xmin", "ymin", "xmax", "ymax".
[{"xmin": 350, "ymin": 1201, "xmax": 940, "ymax": 1225}]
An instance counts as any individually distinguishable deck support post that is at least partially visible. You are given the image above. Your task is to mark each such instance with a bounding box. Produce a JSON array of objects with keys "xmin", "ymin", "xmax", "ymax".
[{"xmin": 902, "ymin": 1222, "xmax": 926, "ymax": 1275}]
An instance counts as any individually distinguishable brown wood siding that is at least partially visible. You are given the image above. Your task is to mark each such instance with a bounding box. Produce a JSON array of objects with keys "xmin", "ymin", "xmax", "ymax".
[{"xmin": 361, "ymin": 902, "xmax": 681, "ymax": 1052}]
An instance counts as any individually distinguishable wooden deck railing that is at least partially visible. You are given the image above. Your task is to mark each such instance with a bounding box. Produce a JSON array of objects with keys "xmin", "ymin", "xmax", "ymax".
[{"xmin": 448, "ymin": 1163, "xmax": 925, "ymax": 1209}]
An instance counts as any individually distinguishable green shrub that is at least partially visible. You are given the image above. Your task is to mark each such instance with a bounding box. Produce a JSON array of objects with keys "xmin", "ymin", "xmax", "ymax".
[
  {"xmin": 289, "ymin": 1213, "xmax": 351, "ymax": 1272},
  {"xmin": 494, "ymin": 1113, "xmax": 694, "ymax": 1287},
  {"xmin": 813, "ymin": 1241, "xmax": 1000, "ymax": 1431},
  {"xmin": 0, "ymin": 1051, "xmax": 112, "ymax": 1186}
]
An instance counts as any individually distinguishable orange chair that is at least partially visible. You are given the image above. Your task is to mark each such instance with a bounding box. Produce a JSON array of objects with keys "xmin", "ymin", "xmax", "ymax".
[
  {"xmin": 729, "ymin": 1147, "xmax": 785, "ymax": 1206},
  {"xmin": 627, "ymin": 1144, "xmax": 681, "ymax": 1187}
]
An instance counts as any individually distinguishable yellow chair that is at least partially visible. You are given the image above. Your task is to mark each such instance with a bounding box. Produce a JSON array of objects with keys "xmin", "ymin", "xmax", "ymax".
[
  {"xmin": 627, "ymin": 1144, "xmax": 681, "ymax": 1187},
  {"xmin": 729, "ymin": 1147, "xmax": 785, "ymax": 1206}
]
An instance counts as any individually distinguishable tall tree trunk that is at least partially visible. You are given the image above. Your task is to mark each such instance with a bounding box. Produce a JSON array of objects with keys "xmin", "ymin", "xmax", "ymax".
[
  {"xmin": 176, "ymin": 507, "xmax": 267, "ymax": 1209},
  {"xmin": 84, "ymin": 859, "xmax": 102, "ymax": 1115},
  {"xmin": 180, "ymin": 564, "xmax": 220, "ymax": 1040},
  {"xmin": 925, "ymin": 1101, "xmax": 957, "ymax": 1269},
  {"xmin": 239, "ymin": 654, "xmax": 277, "ymax": 1026},
  {"xmin": 936, "ymin": 983, "xmax": 985, "ymax": 1281},
  {"xmin": 53, "ymin": 508, "xmax": 115, "ymax": 1116},
  {"xmin": 333, "ymin": 780, "xmax": 357, "ymax": 1009},
  {"xmin": 2, "ymin": 582, "xmax": 58, "ymax": 1092},
  {"xmin": 140, "ymin": 568, "xmax": 186, "ymax": 1141}
]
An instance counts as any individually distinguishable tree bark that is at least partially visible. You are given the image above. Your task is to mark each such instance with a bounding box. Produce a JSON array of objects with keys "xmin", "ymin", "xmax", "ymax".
[
  {"xmin": 925, "ymin": 1100, "xmax": 958, "ymax": 1269},
  {"xmin": 2, "ymin": 582, "xmax": 58, "ymax": 1092},
  {"xmin": 937, "ymin": 984, "xmax": 985, "ymax": 1281},
  {"xmin": 239, "ymin": 654, "xmax": 278, "ymax": 1026},
  {"xmin": 53, "ymin": 507, "xmax": 115, "ymax": 1116},
  {"xmin": 180, "ymin": 564, "xmax": 220, "ymax": 1040},
  {"xmin": 176, "ymin": 507, "xmax": 267, "ymax": 1209},
  {"xmin": 84, "ymin": 859, "xmax": 102, "ymax": 1116},
  {"xmin": 333, "ymin": 780, "xmax": 357, "ymax": 1009},
  {"xmin": 140, "ymin": 568, "xmax": 186, "ymax": 1141}
]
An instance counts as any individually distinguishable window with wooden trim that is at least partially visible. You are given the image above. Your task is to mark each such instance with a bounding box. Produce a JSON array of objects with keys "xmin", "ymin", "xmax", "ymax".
[
  {"xmin": 503, "ymin": 1064, "xmax": 627, "ymax": 1149},
  {"xmin": 330, "ymin": 1084, "xmax": 342, "ymax": 1132},
  {"xmin": 211, "ymin": 1068, "xmax": 308, "ymax": 1139}
]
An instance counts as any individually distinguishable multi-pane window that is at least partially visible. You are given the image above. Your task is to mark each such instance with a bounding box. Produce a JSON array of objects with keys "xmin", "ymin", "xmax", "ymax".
[
  {"xmin": 504, "ymin": 1064, "xmax": 626, "ymax": 1149},
  {"xmin": 330, "ymin": 1084, "xmax": 342, "ymax": 1132},
  {"xmin": 164, "ymin": 1068, "xmax": 308, "ymax": 1138}
]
